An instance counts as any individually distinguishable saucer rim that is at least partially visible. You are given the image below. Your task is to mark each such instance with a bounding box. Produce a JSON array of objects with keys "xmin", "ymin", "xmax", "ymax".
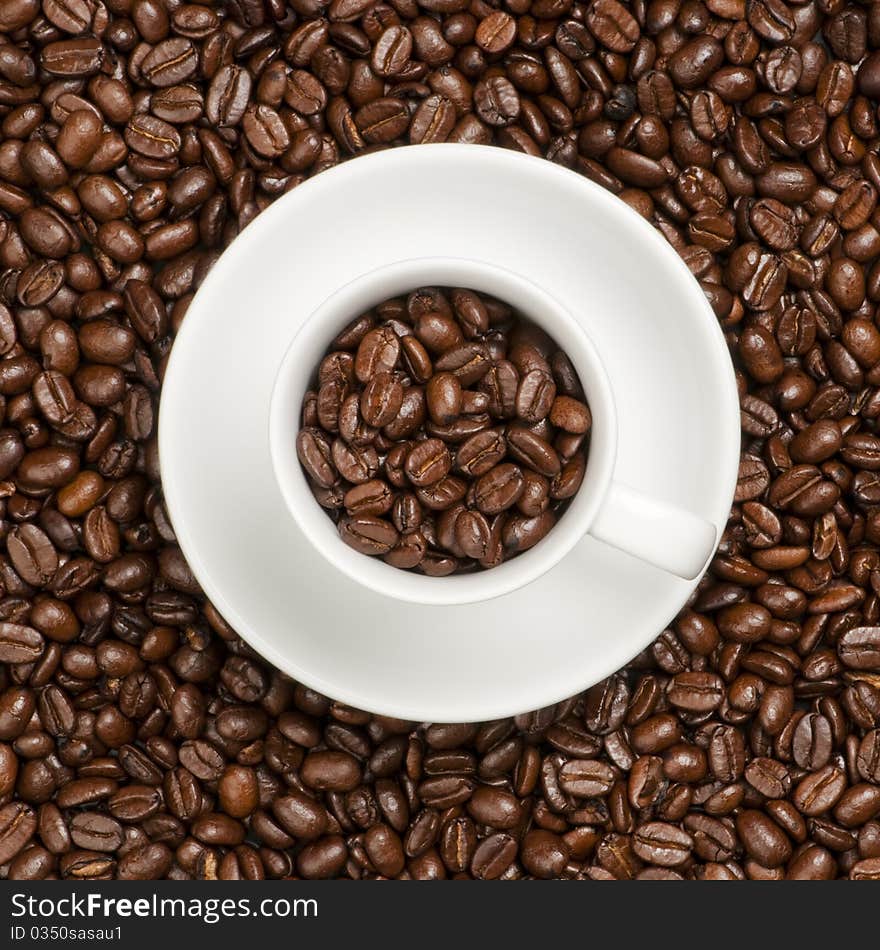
[{"xmin": 159, "ymin": 145, "xmax": 740, "ymax": 720}]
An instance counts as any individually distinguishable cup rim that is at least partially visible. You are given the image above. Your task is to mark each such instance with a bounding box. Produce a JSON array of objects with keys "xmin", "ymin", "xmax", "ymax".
[{"xmin": 269, "ymin": 254, "xmax": 618, "ymax": 607}]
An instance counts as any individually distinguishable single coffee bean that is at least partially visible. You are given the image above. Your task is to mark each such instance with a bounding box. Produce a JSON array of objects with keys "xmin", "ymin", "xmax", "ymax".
[
  {"xmin": 455, "ymin": 430, "xmax": 507, "ymax": 477},
  {"xmin": 339, "ymin": 516, "xmax": 399, "ymax": 556},
  {"xmin": 633, "ymin": 821, "xmax": 694, "ymax": 867},
  {"xmin": 471, "ymin": 833, "xmax": 517, "ymax": 879},
  {"xmin": 355, "ymin": 327, "xmax": 400, "ymax": 382},
  {"xmin": 474, "ymin": 463, "xmax": 525, "ymax": 515},
  {"xmin": 7, "ymin": 525, "xmax": 58, "ymax": 587},
  {"xmin": 206, "ymin": 65, "xmax": 252, "ymax": 127},
  {"xmin": 839, "ymin": 628, "xmax": 880, "ymax": 670},
  {"xmin": 520, "ymin": 829, "xmax": 570, "ymax": 878},
  {"xmin": 296, "ymin": 428, "xmax": 337, "ymax": 488},
  {"xmin": 70, "ymin": 812, "xmax": 124, "ymax": 852},
  {"xmin": 453, "ymin": 509, "xmax": 491, "ymax": 560},
  {"xmin": 426, "ymin": 372, "xmax": 462, "ymax": 426},
  {"xmin": 549, "ymin": 395, "xmax": 591, "ymax": 434},
  {"xmin": 360, "ymin": 372, "xmax": 404, "ymax": 428},
  {"xmin": 474, "ymin": 76, "xmax": 521, "ymax": 126},
  {"xmin": 125, "ymin": 114, "xmax": 181, "ymax": 160},
  {"xmin": 0, "ymin": 623, "xmax": 43, "ymax": 665},
  {"xmin": 405, "ymin": 438, "xmax": 452, "ymax": 488},
  {"xmin": 0, "ymin": 803, "xmax": 37, "ymax": 865},
  {"xmin": 507, "ymin": 426, "xmax": 562, "ymax": 477}
]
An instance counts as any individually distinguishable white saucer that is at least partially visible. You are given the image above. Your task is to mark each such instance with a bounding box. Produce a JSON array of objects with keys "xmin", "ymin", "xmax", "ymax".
[{"xmin": 159, "ymin": 145, "xmax": 739, "ymax": 722}]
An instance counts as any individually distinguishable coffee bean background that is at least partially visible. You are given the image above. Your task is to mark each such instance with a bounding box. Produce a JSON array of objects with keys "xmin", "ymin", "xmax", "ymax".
[{"xmin": 2, "ymin": 0, "xmax": 880, "ymax": 881}]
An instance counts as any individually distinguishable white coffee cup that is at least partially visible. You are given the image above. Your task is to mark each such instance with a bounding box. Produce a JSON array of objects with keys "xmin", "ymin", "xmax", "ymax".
[{"xmin": 269, "ymin": 255, "xmax": 717, "ymax": 607}]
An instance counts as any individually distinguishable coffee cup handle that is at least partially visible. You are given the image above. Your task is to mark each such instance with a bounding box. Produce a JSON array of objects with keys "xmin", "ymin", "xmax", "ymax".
[{"xmin": 588, "ymin": 481, "xmax": 718, "ymax": 580}]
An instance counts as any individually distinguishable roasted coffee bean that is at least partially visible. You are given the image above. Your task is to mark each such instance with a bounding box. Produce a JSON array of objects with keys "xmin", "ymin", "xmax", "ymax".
[
  {"xmin": 633, "ymin": 821, "xmax": 694, "ymax": 867},
  {"xmin": 736, "ymin": 809, "xmax": 792, "ymax": 867},
  {"xmin": 206, "ymin": 65, "xmax": 252, "ymax": 127},
  {"xmin": 792, "ymin": 766, "xmax": 848, "ymax": 817},
  {"xmin": 515, "ymin": 369, "xmax": 556, "ymax": 423},
  {"xmin": 549, "ymin": 396, "xmax": 591, "ymax": 434},
  {"xmin": 456, "ymin": 430, "xmax": 506, "ymax": 478},
  {"xmin": 372, "ymin": 26, "xmax": 413, "ymax": 78},
  {"xmin": 474, "ymin": 463, "xmax": 525, "ymax": 515},
  {"xmin": 360, "ymin": 372, "xmax": 404, "ymax": 428},
  {"xmin": 507, "ymin": 426, "xmax": 561, "ymax": 478},
  {"xmin": 297, "ymin": 428, "xmax": 336, "ymax": 488},
  {"xmin": 426, "ymin": 373, "xmax": 462, "ymax": 426},
  {"xmin": 791, "ymin": 709, "xmax": 831, "ymax": 768},
  {"xmin": 839, "ymin": 628, "xmax": 880, "ymax": 670},
  {"xmin": 0, "ymin": 803, "xmax": 37, "ymax": 865},
  {"xmin": 70, "ymin": 812, "xmax": 124, "ymax": 852},
  {"xmin": 339, "ymin": 516, "xmax": 399, "ymax": 556},
  {"xmin": 355, "ymin": 327, "xmax": 400, "ymax": 382},
  {"xmin": 435, "ymin": 344, "xmax": 492, "ymax": 387},
  {"xmin": 7, "ymin": 525, "xmax": 58, "ymax": 587},
  {"xmin": 520, "ymin": 829, "xmax": 570, "ymax": 878},
  {"xmin": 450, "ymin": 509, "xmax": 488, "ymax": 560},
  {"xmin": 41, "ymin": 38, "xmax": 104, "ymax": 77},
  {"xmin": 344, "ymin": 481, "xmax": 394, "ymax": 517},
  {"xmin": 0, "ymin": 623, "xmax": 43, "ymax": 664},
  {"xmin": 471, "ymin": 832, "xmax": 517, "ymax": 879},
  {"xmin": 481, "ymin": 361, "xmax": 518, "ymax": 418},
  {"xmin": 301, "ymin": 751, "xmax": 362, "ymax": 792},
  {"xmin": 474, "ymin": 76, "xmax": 521, "ymax": 126},
  {"xmin": 269, "ymin": 792, "xmax": 325, "ymax": 841},
  {"xmin": 667, "ymin": 672, "xmax": 724, "ymax": 713},
  {"xmin": 405, "ymin": 438, "xmax": 452, "ymax": 488},
  {"xmin": 125, "ymin": 115, "xmax": 181, "ymax": 161},
  {"xmin": 108, "ymin": 785, "xmax": 162, "ymax": 823},
  {"xmin": 355, "ymin": 98, "xmax": 410, "ymax": 145}
]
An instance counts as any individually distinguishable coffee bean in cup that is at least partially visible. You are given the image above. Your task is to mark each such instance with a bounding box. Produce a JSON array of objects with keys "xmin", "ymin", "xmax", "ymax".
[{"xmin": 296, "ymin": 288, "xmax": 591, "ymax": 574}]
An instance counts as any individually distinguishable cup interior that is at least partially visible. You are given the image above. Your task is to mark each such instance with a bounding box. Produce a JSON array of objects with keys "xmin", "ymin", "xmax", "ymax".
[{"xmin": 269, "ymin": 256, "xmax": 617, "ymax": 606}]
